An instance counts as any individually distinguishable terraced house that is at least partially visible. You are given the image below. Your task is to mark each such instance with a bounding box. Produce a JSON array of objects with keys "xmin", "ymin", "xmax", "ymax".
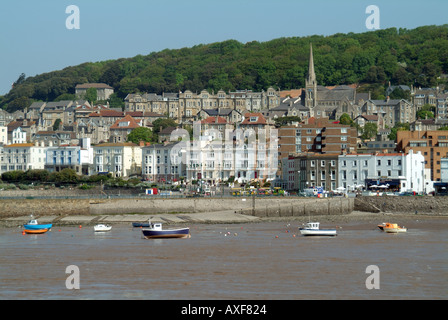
[{"xmin": 0, "ymin": 142, "xmax": 47, "ymax": 174}]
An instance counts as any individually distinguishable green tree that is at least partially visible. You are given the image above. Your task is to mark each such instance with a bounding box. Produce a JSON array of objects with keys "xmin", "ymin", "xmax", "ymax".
[
  {"xmin": 1, "ymin": 170, "xmax": 25, "ymax": 182},
  {"xmin": 53, "ymin": 119, "xmax": 62, "ymax": 131},
  {"xmin": 127, "ymin": 127, "xmax": 154, "ymax": 144},
  {"xmin": 339, "ymin": 113, "xmax": 353, "ymax": 125},
  {"xmin": 85, "ymin": 87, "xmax": 97, "ymax": 105},
  {"xmin": 152, "ymin": 118, "xmax": 177, "ymax": 135},
  {"xmin": 416, "ymin": 104, "xmax": 435, "ymax": 119},
  {"xmin": 361, "ymin": 123, "xmax": 378, "ymax": 140},
  {"xmin": 388, "ymin": 122, "xmax": 410, "ymax": 141},
  {"xmin": 49, "ymin": 168, "xmax": 80, "ymax": 183}
]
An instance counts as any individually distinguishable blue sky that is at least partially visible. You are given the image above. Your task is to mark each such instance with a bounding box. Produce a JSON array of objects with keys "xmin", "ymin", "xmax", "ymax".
[{"xmin": 0, "ymin": 0, "xmax": 447, "ymax": 95}]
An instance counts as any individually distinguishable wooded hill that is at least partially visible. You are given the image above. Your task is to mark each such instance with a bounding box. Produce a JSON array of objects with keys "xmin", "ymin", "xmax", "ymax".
[{"xmin": 2, "ymin": 25, "xmax": 448, "ymax": 112}]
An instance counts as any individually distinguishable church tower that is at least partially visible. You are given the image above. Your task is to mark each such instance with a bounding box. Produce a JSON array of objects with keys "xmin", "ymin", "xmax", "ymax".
[{"xmin": 305, "ymin": 43, "xmax": 317, "ymax": 109}]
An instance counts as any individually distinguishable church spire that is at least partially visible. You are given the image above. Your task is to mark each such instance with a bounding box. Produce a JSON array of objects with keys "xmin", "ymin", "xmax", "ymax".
[
  {"xmin": 307, "ymin": 43, "xmax": 316, "ymax": 84},
  {"xmin": 305, "ymin": 43, "xmax": 317, "ymax": 109}
]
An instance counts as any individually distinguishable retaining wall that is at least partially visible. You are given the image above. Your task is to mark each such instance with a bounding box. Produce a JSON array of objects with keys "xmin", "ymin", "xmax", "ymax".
[{"xmin": 0, "ymin": 197, "xmax": 354, "ymax": 218}]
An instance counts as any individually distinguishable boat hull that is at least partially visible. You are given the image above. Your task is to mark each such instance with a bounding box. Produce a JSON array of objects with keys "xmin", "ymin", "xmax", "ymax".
[
  {"xmin": 94, "ymin": 225, "xmax": 112, "ymax": 232},
  {"xmin": 142, "ymin": 228, "xmax": 190, "ymax": 239},
  {"xmin": 384, "ymin": 228, "xmax": 407, "ymax": 233},
  {"xmin": 132, "ymin": 222, "xmax": 150, "ymax": 228},
  {"xmin": 24, "ymin": 228, "xmax": 49, "ymax": 234},
  {"xmin": 299, "ymin": 229, "xmax": 337, "ymax": 236},
  {"xmin": 23, "ymin": 224, "xmax": 52, "ymax": 230}
]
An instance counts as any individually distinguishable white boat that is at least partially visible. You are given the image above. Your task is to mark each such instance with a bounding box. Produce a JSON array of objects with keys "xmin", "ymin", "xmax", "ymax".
[
  {"xmin": 94, "ymin": 224, "xmax": 112, "ymax": 232},
  {"xmin": 299, "ymin": 222, "xmax": 337, "ymax": 236},
  {"xmin": 383, "ymin": 223, "xmax": 407, "ymax": 233}
]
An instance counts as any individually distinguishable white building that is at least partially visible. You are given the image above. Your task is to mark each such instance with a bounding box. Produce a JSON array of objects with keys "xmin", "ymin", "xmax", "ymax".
[
  {"xmin": 45, "ymin": 138, "xmax": 93, "ymax": 175},
  {"xmin": 338, "ymin": 150, "xmax": 425, "ymax": 193},
  {"xmin": 0, "ymin": 143, "xmax": 47, "ymax": 174},
  {"xmin": 11, "ymin": 127, "xmax": 26, "ymax": 144},
  {"xmin": 0, "ymin": 126, "xmax": 7, "ymax": 144},
  {"xmin": 142, "ymin": 142, "xmax": 186, "ymax": 183},
  {"xmin": 92, "ymin": 142, "xmax": 142, "ymax": 178}
]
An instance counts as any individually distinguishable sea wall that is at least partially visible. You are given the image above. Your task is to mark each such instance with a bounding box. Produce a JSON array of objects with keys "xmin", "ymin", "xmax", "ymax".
[
  {"xmin": 354, "ymin": 196, "xmax": 448, "ymax": 215},
  {"xmin": 0, "ymin": 197, "xmax": 354, "ymax": 218}
]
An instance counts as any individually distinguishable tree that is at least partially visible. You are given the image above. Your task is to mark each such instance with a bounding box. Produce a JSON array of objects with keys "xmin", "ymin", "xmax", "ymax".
[
  {"xmin": 416, "ymin": 104, "xmax": 435, "ymax": 119},
  {"xmin": 339, "ymin": 113, "xmax": 353, "ymax": 125},
  {"xmin": 152, "ymin": 118, "xmax": 177, "ymax": 135},
  {"xmin": 361, "ymin": 123, "xmax": 378, "ymax": 140},
  {"xmin": 53, "ymin": 119, "xmax": 62, "ymax": 131},
  {"xmin": 388, "ymin": 122, "xmax": 410, "ymax": 141},
  {"xmin": 85, "ymin": 87, "xmax": 97, "ymax": 105},
  {"xmin": 127, "ymin": 127, "xmax": 154, "ymax": 144},
  {"xmin": 13, "ymin": 73, "xmax": 26, "ymax": 87}
]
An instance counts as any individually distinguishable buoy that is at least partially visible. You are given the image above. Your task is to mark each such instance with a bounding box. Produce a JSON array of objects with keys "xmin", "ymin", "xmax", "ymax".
[
  {"xmin": 79, "ymin": 225, "xmax": 82, "ymax": 228},
  {"xmin": 58, "ymin": 229, "xmax": 61, "ymax": 232},
  {"xmin": 22, "ymin": 230, "xmax": 25, "ymax": 235},
  {"xmin": 275, "ymin": 235, "xmax": 279, "ymax": 238}
]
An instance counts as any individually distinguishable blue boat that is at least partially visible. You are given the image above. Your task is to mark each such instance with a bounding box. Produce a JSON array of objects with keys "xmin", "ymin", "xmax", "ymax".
[
  {"xmin": 23, "ymin": 219, "xmax": 53, "ymax": 230},
  {"xmin": 132, "ymin": 222, "xmax": 150, "ymax": 228},
  {"xmin": 142, "ymin": 221, "xmax": 190, "ymax": 239}
]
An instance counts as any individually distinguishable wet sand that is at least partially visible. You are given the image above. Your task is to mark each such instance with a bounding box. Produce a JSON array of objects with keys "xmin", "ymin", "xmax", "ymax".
[{"xmin": 1, "ymin": 214, "xmax": 447, "ymax": 300}]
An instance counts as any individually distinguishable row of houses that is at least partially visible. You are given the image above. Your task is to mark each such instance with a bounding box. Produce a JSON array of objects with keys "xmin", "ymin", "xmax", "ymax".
[
  {"xmin": 3, "ymin": 135, "xmax": 444, "ymax": 195},
  {"xmin": 281, "ymin": 150, "xmax": 427, "ymax": 194}
]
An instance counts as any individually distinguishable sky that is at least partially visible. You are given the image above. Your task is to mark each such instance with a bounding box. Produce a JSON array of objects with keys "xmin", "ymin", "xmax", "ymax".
[{"xmin": 0, "ymin": 0, "xmax": 447, "ymax": 95}]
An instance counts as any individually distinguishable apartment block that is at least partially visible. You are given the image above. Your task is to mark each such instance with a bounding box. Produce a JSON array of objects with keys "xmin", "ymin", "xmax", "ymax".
[{"xmin": 396, "ymin": 130, "xmax": 448, "ymax": 181}]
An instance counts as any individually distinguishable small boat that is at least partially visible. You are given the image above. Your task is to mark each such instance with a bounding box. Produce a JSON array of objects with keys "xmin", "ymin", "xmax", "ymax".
[
  {"xmin": 132, "ymin": 222, "xmax": 150, "ymax": 228},
  {"xmin": 23, "ymin": 228, "xmax": 49, "ymax": 234},
  {"xmin": 383, "ymin": 223, "xmax": 407, "ymax": 233},
  {"xmin": 299, "ymin": 222, "xmax": 337, "ymax": 236},
  {"xmin": 142, "ymin": 221, "xmax": 190, "ymax": 239},
  {"xmin": 94, "ymin": 224, "xmax": 112, "ymax": 232},
  {"xmin": 377, "ymin": 222, "xmax": 387, "ymax": 231},
  {"xmin": 23, "ymin": 219, "xmax": 52, "ymax": 230}
]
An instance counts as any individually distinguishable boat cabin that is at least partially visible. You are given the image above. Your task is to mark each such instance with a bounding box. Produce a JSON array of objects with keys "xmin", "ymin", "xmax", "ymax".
[
  {"xmin": 149, "ymin": 222, "xmax": 163, "ymax": 231},
  {"xmin": 305, "ymin": 222, "xmax": 320, "ymax": 230},
  {"xmin": 27, "ymin": 219, "xmax": 38, "ymax": 225}
]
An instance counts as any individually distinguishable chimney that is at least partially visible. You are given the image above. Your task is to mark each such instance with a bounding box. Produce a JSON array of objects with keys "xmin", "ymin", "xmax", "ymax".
[{"xmin": 139, "ymin": 141, "xmax": 145, "ymax": 147}]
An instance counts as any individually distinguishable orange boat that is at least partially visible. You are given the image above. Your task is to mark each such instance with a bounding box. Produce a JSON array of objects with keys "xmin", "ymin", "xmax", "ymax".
[
  {"xmin": 23, "ymin": 228, "xmax": 49, "ymax": 234},
  {"xmin": 378, "ymin": 223, "xmax": 407, "ymax": 233}
]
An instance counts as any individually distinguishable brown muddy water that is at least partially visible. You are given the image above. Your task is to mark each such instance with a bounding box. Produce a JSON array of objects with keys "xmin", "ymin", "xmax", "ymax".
[{"xmin": 0, "ymin": 218, "xmax": 447, "ymax": 300}]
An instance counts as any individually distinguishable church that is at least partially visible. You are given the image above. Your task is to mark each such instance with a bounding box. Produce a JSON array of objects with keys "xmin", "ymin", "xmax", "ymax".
[
  {"xmin": 302, "ymin": 44, "xmax": 368, "ymax": 120},
  {"xmin": 270, "ymin": 44, "xmax": 368, "ymax": 122}
]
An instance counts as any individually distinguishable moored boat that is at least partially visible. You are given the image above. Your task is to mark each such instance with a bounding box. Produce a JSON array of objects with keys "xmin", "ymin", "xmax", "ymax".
[
  {"xmin": 377, "ymin": 222, "xmax": 387, "ymax": 231},
  {"xmin": 23, "ymin": 219, "xmax": 52, "ymax": 230},
  {"xmin": 299, "ymin": 222, "xmax": 337, "ymax": 236},
  {"xmin": 23, "ymin": 228, "xmax": 49, "ymax": 234},
  {"xmin": 383, "ymin": 223, "xmax": 407, "ymax": 233},
  {"xmin": 142, "ymin": 221, "xmax": 190, "ymax": 239},
  {"xmin": 94, "ymin": 224, "xmax": 112, "ymax": 232},
  {"xmin": 132, "ymin": 222, "xmax": 150, "ymax": 228}
]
